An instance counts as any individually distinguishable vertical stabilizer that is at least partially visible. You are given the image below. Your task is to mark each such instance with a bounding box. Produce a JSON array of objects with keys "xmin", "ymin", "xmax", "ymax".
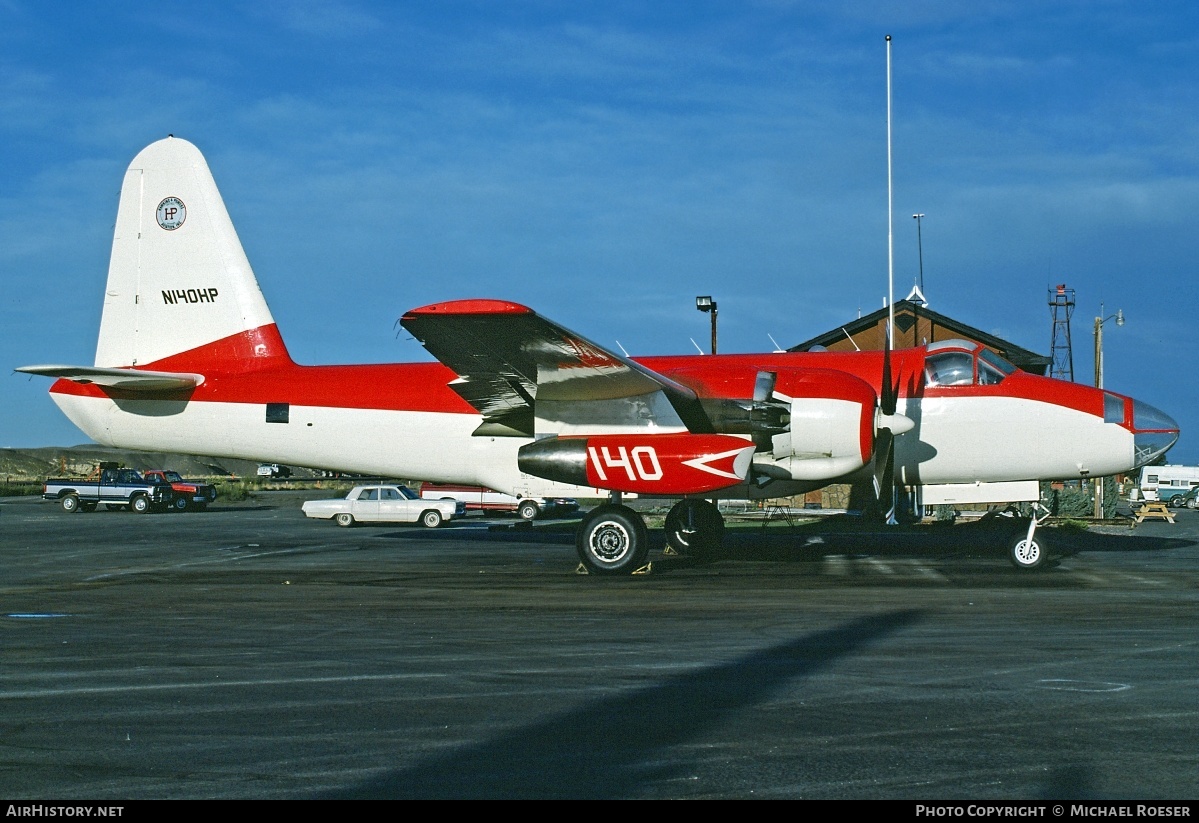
[{"xmin": 95, "ymin": 136, "xmax": 290, "ymax": 371}]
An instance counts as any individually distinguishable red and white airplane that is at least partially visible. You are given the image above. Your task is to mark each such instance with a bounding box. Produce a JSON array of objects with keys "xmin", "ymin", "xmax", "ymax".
[{"xmin": 18, "ymin": 137, "xmax": 1179, "ymax": 573}]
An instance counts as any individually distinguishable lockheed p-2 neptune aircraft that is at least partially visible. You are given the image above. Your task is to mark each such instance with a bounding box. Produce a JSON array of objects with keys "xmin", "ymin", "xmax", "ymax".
[{"xmin": 18, "ymin": 137, "xmax": 1180, "ymax": 573}]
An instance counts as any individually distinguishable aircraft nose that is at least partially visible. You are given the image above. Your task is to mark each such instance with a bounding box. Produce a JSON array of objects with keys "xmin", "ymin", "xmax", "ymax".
[{"xmin": 1131, "ymin": 399, "xmax": 1180, "ymax": 468}]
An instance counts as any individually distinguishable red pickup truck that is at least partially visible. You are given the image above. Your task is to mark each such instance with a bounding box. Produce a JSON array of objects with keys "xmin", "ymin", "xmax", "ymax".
[{"xmin": 143, "ymin": 470, "xmax": 219, "ymax": 511}]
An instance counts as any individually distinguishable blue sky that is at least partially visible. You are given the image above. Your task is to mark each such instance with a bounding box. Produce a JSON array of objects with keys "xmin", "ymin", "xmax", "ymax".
[{"xmin": 3, "ymin": 1, "xmax": 1198, "ymax": 463}]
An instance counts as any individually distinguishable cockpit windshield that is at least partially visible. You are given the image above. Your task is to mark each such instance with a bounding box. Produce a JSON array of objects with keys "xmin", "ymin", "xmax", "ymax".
[
  {"xmin": 924, "ymin": 344, "xmax": 1015, "ymax": 388},
  {"xmin": 924, "ymin": 352, "xmax": 974, "ymax": 387}
]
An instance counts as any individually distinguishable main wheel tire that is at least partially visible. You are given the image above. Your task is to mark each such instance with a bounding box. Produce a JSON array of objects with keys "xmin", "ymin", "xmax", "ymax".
[
  {"xmin": 61, "ymin": 494, "xmax": 80, "ymax": 513},
  {"xmin": 1008, "ymin": 529, "xmax": 1048, "ymax": 570},
  {"xmin": 173, "ymin": 497, "xmax": 190, "ymax": 512},
  {"xmin": 131, "ymin": 495, "xmax": 151, "ymax": 514},
  {"xmin": 421, "ymin": 509, "xmax": 443, "ymax": 528},
  {"xmin": 517, "ymin": 500, "xmax": 540, "ymax": 521},
  {"xmin": 664, "ymin": 499, "xmax": 725, "ymax": 562},
  {"xmin": 335, "ymin": 513, "xmax": 355, "ymax": 528},
  {"xmin": 1189, "ymin": 498, "xmax": 1197, "ymax": 510},
  {"xmin": 576, "ymin": 505, "xmax": 649, "ymax": 575}
]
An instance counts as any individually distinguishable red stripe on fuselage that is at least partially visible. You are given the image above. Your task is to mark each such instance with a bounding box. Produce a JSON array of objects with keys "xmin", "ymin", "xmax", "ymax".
[
  {"xmin": 49, "ymin": 326, "xmax": 477, "ymax": 414},
  {"xmin": 48, "ymin": 326, "xmax": 1114, "ymax": 425},
  {"xmin": 641, "ymin": 350, "xmax": 1111, "ymax": 423},
  {"xmin": 49, "ymin": 360, "xmax": 478, "ymax": 413}
]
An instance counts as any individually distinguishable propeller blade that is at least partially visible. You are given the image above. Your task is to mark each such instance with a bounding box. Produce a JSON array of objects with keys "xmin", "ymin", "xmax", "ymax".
[
  {"xmin": 880, "ymin": 327, "xmax": 897, "ymax": 417},
  {"xmin": 872, "ymin": 429, "xmax": 893, "ymax": 501},
  {"xmin": 874, "ymin": 324, "xmax": 902, "ymax": 525},
  {"xmin": 871, "ymin": 428, "xmax": 900, "ymax": 525}
]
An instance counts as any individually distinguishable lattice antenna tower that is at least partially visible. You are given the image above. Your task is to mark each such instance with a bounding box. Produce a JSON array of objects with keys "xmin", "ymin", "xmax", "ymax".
[{"xmin": 1048, "ymin": 284, "xmax": 1075, "ymax": 381}]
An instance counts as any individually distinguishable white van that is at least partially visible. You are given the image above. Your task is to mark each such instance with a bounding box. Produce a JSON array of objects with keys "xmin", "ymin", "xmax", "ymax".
[{"xmin": 1136, "ymin": 465, "xmax": 1199, "ymax": 503}]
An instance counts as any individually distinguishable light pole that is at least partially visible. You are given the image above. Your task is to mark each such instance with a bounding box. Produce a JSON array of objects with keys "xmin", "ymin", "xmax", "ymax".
[
  {"xmin": 1093, "ymin": 303, "xmax": 1124, "ymax": 390},
  {"xmin": 696, "ymin": 296, "xmax": 718, "ymax": 355},
  {"xmin": 1093, "ymin": 303, "xmax": 1125, "ymax": 518},
  {"xmin": 912, "ymin": 213, "xmax": 925, "ymax": 296}
]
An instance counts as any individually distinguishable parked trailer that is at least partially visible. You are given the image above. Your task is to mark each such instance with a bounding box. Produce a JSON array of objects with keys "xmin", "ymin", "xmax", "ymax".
[{"xmin": 1135, "ymin": 465, "xmax": 1199, "ymax": 503}]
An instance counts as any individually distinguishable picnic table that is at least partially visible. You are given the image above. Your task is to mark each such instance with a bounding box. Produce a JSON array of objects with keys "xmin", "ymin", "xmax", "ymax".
[{"xmin": 1133, "ymin": 501, "xmax": 1176, "ymax": 525}]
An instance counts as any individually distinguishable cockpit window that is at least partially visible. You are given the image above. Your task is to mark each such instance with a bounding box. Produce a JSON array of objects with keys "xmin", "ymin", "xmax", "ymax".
[
  {"xmin": 977, "ymin": 362, "xmax": 1005, "ymax": 385},
  {"xmin": 924, "ymin": 352, "xmax": 974, "ymax": 387},
  {"xmin": 1104, "ymin": 393, "xmax": 1125, "ymax": 424},
  {"xmin": 978, "ymin": 348, "xmax": 1017, "ymax": 377}
]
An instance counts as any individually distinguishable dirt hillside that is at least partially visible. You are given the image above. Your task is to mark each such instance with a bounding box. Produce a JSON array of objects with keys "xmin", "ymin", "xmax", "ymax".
[{"xmin": 0, "ymin": 446, "xmax": 276, "ymax": 480}]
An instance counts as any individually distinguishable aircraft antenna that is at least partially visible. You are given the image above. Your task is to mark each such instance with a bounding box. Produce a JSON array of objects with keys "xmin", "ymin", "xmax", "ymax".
[{"xmin": 885, "ymin": 34, "xmax": 895, "ymax": 352}]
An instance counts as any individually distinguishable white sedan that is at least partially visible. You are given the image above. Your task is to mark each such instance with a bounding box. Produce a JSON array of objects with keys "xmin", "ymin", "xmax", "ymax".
[{"xmin": 302, "ymin": 484, "xmax": 465, "ymax": 528}]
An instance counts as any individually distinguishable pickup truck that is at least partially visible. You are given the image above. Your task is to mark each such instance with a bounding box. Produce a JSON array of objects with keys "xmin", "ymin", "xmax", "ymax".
[
  {"xmin": 42, "ymin": 463, "xmax": 173, "ymax": 513},
  {"xmin": 143, "ymin": 470, "xmax": 219, "ymax": 511}
]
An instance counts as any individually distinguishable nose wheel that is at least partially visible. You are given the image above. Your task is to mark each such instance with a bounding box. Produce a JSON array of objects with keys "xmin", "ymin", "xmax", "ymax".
[{"xmin": 1007, "ymin": 502, "xmax": 1052, "ymax": 570}]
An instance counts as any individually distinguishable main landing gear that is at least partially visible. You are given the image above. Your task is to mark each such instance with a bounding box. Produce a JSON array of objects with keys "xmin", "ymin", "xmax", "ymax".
[
  {"xmin": 575, "ymin": 496, "xmax": 727, "ymax": 575},
  {"xmin": 663, "ymin": 498, "xmax": 724, "ymax": 562},
  {"xmin": 576, "ymin": 503, "xmax": 649, "ymax": 575}
]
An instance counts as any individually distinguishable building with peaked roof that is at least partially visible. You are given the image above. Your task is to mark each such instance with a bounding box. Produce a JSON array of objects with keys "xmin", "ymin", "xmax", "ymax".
[{"xmin": 788, "ymin": 297, "xmax": 1052, "ymax": 375}]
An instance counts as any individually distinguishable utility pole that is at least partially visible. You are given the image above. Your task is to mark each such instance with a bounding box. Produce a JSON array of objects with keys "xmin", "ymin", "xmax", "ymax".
[{"xmin": 1092, "ymin": 303, "xmax": 1125, "ymax": 519}]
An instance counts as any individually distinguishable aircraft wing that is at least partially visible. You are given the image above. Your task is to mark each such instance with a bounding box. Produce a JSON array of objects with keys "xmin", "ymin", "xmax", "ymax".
[
  {"xmin": 15, "ymin": 364, "xmax": 203, "ymax": 392},
  {"xmin": 400, "ymin": 300, "xmax": 712, "ymax": 436}
]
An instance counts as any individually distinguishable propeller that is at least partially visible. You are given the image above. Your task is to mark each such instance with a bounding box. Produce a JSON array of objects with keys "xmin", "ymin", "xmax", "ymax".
[
  {"xmin": 872, "ymin": 427, "xmax": 896, "ymax": 519},
  {"xmin": 871, "ymin": 326, "xmax": 913, "ymax": 524}
]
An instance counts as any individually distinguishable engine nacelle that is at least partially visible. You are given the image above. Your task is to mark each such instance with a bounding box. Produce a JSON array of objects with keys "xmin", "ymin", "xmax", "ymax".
[
  {"xmin": 518, "ymin": 433, "xmax": 755, "ymax": 494},
  {"xmin": 754, "ymin": 371, "xmax": 876, "ymax": 482}
]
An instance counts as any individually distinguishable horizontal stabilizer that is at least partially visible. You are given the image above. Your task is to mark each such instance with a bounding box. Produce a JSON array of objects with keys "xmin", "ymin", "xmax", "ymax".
[{"xmin": 16, "ymin": 364, "xmax": 203, "ymax": 392}]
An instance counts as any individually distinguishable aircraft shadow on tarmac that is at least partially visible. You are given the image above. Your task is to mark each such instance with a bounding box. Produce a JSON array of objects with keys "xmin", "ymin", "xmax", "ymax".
[
  {"xmin": 369, "ymin": 514, "xmax": 1198, "ymax": 567},
  {"xmin": 320, "ymin": 609, "xmax": 924, "ymax": 799}
]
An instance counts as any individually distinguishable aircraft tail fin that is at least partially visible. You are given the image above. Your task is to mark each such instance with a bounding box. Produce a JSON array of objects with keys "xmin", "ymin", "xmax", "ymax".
[{"xmin": 95, "ymin": 136, "xmax": 292, "ymax": 372}]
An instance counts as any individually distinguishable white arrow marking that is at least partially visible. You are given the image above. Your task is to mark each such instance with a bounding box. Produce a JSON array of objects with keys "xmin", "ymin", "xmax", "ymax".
[{"xmin": 681, "ymin": 447, "xmax": 753, "ymax": 480}]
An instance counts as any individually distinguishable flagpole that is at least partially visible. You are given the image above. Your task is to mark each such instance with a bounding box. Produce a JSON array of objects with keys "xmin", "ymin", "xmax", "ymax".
[{"xmin": 886, "ymin": 34, "xmax": 894, "ymax": 351}]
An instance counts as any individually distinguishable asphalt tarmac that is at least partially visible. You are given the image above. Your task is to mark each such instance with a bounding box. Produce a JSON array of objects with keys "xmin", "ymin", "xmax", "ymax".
[{"xmin": 1, "ymin": 493, "xmax": 1196, "ymax": 800}]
